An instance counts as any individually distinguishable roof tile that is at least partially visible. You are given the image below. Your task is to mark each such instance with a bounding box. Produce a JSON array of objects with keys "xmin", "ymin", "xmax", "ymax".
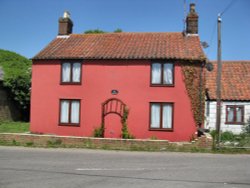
[
  {"xmin": 206, "ymin": 61, "xmax": 250, "ymax": 101},
  {"xmin": 33, "ymin": 32, "xmax": 205, "ymax": 61}
]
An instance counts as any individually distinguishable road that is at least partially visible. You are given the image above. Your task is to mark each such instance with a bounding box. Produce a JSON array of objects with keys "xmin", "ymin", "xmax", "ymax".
[{"xmin": 0, "ymin": 146, "xmax": 249, "ymax": 188}]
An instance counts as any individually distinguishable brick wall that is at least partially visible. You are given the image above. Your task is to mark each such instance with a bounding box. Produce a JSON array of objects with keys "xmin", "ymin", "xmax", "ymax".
[{"xmin": 0, "ymin": 133, "xmax": 213, "ymax": 151}]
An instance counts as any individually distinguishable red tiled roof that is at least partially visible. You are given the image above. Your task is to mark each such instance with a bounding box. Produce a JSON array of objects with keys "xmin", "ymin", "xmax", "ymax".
[
  {"xmin": 33, "ymin": 32, "xmax": 205, "ymax": 60},
  {"xmin": 206, "ymin": 61, "xmax": 250, "ymax": 101}
]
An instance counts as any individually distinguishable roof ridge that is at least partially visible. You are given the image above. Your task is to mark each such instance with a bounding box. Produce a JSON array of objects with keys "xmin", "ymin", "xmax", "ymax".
[{"xmin": 70, "ymin": 32, "xmax": 183, "ymax": 37}]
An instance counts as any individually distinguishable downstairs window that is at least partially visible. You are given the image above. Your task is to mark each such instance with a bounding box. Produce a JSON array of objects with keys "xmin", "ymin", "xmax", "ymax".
[
  {"xmin": 150, "ymin": 102, "xmax": 173, "ymax": 131},
  {"xmin": 59, "ymin": 99, "xmax": 80, "ymax": 126}
]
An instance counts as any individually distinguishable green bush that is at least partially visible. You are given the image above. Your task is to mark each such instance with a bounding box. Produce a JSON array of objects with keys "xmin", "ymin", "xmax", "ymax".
[
  {"xmin": 210, "ymin": 130, "xmax": 235, "ymax": 142},
  {"xmin": 121, "ymin": 108, "xmax": 134, "ymax": 139},
  {"xmin": 210, "ymin": 130, "xmax": 216, "ymax": 139},
  {"xmin": 220, "ymin": 131, "xmax": 235, "ymax": 142},
  {"xmin": 0, "ymin": 49, "xmax": 31, "ymax": 120},
  {"xmin": 93, "ymin": 124, "xmax": 104, "ymax": 138},
  {"xmin": 210, "ymin": 128, "xmax": 250, "ymax": 147}
]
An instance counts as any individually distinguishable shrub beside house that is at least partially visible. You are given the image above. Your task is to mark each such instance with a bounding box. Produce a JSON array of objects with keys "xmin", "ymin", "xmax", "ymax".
[{"xmin": 0, "ymin": 49, "xmax": 31, "ymax": 121}]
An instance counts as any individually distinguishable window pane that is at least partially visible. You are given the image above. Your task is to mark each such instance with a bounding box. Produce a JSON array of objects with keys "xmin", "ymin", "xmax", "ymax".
[
  {"xmin": 163, "ymin": 63, "xmax": 173, "ymax": 84},
  {"xmin": 60, "ymin": 100, "xmax": 69, "ymax": 123},
  {"xmin": 151, "ymin": 104, "xmax": 160, "ymax": 128},
  {"xmin": 227, "ymin": 107, "xmax": 234, "ymax": 122},
  {"xmin": 162, "ymin": 104, "xmax": 172, "ymax": 128},
  {"xmin": 62, "ymin": 63, "xmax": 71, "ymax": 82},
  {"xmin": 71, "ymin": 101, "xmax": 80, "ymax": 124},
  {"xmin": 236, "ymin": 107, "xmax": 243, "ymax": 123},
  {"xmin": 72, "ymin": 63, "xmax": 81, "ymax": 82},
  {"xmin": 151, "ymin": 63, "xmax": 161, "ymax": 84}
]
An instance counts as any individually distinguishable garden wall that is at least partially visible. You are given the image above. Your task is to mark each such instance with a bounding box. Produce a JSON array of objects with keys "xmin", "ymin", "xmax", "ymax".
[{"xmin": 0, "ymin": 133, "xmax": 212, "ymax": 151}]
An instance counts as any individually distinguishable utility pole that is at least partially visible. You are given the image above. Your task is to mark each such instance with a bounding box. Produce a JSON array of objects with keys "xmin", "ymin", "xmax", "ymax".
[{"xmin": 216, "ymin": 14, "xmax": 222, "ymax": 148}]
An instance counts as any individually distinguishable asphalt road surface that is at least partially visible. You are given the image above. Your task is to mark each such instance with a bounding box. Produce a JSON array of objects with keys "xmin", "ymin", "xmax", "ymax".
[{"xmin": 0, "ymin": 146, "xmax": 249, "ymax": 188}]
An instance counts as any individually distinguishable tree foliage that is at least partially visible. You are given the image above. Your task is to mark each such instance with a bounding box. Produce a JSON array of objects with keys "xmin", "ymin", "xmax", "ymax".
[
  {"xmin": 84, "ymin": 29, "xmax": 106, "ymax": 34},
  {"xmin": 121, "ymin": 107, "xmax": 134, "ymax": 139},
  {"xmin": 84, "ymin": 28, "xmax": 123, "ymax": 34},
  {"xmin": 114, "ymin": 28, "xmax": 123, "ymax": 33},
  {"xmin": 0, "ymin": 49, "xmax": 31, "ymax": 120}
]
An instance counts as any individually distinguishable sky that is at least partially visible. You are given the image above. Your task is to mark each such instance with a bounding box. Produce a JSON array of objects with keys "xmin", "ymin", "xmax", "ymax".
[{"xmin": 0, "ymin": 0, "xmax": 250, "ymax": 60}]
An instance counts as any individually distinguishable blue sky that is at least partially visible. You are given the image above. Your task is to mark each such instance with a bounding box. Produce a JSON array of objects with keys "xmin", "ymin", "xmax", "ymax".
[{"xmin": 0, "ymin": 0, "xmax": 249, "ymax": 60}]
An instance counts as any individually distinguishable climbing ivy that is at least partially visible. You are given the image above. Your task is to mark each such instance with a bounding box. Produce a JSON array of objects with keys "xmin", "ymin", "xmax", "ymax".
[
  {"xmin": 181, "ymin": 62, "xmax": 205, "ymax": 126},
  {"xmin": 93, "ymin": 123, "xmax": 105, "ymax": 138},
  {"xmin": 93, "ymin": 107, "xmax": 134, "ymax": 139},
  {"xmin": 121, "ymin": 107, "xmax": 134, "ymax": 139}
]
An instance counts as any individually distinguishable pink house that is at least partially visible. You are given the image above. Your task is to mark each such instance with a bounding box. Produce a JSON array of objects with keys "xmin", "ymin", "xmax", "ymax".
[{"xmin": 31, "ymin": 4, "xmax": 206, "ymax": 141}]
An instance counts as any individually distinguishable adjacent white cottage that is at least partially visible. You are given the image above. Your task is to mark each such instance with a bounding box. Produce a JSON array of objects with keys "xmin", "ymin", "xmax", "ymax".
[{"xmin": 205, "ymin": 61, "xmax": 250, "ymax": 134}]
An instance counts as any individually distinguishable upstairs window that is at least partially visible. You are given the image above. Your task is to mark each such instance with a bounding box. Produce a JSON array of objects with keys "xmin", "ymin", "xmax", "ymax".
[
  {"xmin": 150, "ymin": 102, "xmax": 173, "ymax": 131},
  {"xmin": 226, "ymin": 105, "xmax": 244, "ymax": 124},
  {"xmin": 61, "ymin": 62, "xmax": 81, "ymax": 84},
  {"xmin": 59, "ymin": 99, "xmax": 80, "ymax": 126},
  {"xmin": 151, "ymin": 62, "xmax": 174, "ymax": 86}
]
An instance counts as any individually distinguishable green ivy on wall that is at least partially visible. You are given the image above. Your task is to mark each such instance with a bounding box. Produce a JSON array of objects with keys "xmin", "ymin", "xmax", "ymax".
[
  {"xmin": 181, "ymin": 62, "xmax": 205, "ymax": 127},
  {"xmin": 121, "ymin": 107, "xmax": 134, "ymax": 139}
]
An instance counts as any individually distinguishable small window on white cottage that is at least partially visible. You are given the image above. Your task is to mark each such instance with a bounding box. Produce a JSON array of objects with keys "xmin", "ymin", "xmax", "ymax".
[{"xmin": 226, "ymin": 105, "xmax": 244, "ymax": 124}]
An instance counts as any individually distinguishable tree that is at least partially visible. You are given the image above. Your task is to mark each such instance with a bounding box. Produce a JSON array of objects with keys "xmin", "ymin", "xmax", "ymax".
[
  {"xmin": 0, "ymin": 49, "xmax": 31, "ymax": 121},
  {"xmin": 84, "ymin": 28, "xmax": 123, "ymax": 34},
  {"xmin": 114, "ymin": 28, "xmax": 123, "ymax": 33},
  {"xmin": 84, "ymin": 29, "xmax": 106, "ymax": 34}
]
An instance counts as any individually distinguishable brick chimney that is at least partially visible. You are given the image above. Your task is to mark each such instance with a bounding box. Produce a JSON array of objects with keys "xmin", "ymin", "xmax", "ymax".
[
  {"xmin": 186, "ymin": 3, "xmax": 198, "ymax": 34},
  {"xmin": 58, "ymin": 11, "xmax": 73, "ymax": 35}
]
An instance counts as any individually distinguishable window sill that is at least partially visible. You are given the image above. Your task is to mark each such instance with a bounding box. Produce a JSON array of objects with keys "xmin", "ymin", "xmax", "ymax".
[
  {"xmin": 149, "ymin": 128, "xmax": 173, "ymax": 132},
  {"xmin": 225, "ymin": 122, "xmax": 244, "ymax": 125},
  {"xmin": 60, "ymin": 82, "xmax": 82, "ymax": 85},
  {"xmin": 150, "ymin": 84, "xmax": 175, "ymax": 87},
  {"xmin": 58, "ymin": 123, "xmax": 80, "ymax": 127}
]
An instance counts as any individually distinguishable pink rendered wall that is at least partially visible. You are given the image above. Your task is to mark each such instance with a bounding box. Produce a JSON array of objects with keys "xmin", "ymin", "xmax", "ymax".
[{"xmin": 30, "ymin": 59, "xmax": 197, "ymax": 141}]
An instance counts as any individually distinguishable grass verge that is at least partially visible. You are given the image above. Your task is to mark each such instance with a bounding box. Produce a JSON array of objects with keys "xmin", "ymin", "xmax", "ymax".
[{"xmin": 0, "ymin": 121, "xmax": 29, "ymax": 133}]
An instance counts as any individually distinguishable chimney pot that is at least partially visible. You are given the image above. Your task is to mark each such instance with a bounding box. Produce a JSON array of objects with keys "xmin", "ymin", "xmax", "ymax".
[
  {"xmin": 190, "ymin": 3, "xmax": 196, "ymax": 13},
  {"xmin": 58, "ymin": 11, "xmax": 73, "ymax": 35},
  {"xmin": 63, "ymin": 11, "xmax": 70, "ymax": 19}
]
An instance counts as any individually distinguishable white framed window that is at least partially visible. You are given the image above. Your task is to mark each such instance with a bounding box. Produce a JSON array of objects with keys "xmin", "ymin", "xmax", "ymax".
[
  {"xmin": 59, "ymin": 99, "xmax": 80, "ymax": 126},
  {"xmin": 150, "ymin": 102, "xmax": 173, "ymax": 130},
  {"xmin": 61, "ymin": 62, "xmax": 81, "ymax": 84},
  {"xmin": 226, "ymin": 105, "xmax": 244, "ymax": 124}
]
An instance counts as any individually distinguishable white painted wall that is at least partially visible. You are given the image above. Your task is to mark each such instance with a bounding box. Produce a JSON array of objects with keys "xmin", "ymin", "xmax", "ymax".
[{"xmin": 205, "ymin": 101, "xmax": 250, "ymax": 134}]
